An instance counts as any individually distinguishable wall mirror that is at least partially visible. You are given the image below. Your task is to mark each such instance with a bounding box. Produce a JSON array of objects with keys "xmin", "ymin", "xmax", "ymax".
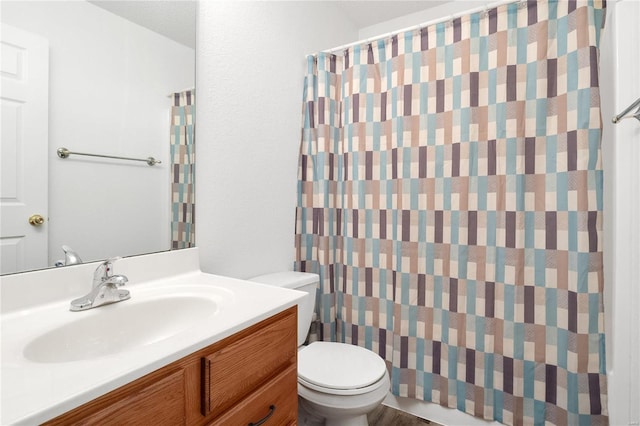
[{"xmin": 1, "ymin": 1, "xmax": 196, "ymax": 275}]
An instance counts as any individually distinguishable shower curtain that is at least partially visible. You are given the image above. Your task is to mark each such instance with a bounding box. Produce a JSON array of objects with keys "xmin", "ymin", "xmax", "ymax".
[
  {"xmin": 294, "ymin": 1, "xmax": 608, "ymax": 424},
  {"xmin": 170, "ymin": 89, "xmax": 195, "ymax": 249}
]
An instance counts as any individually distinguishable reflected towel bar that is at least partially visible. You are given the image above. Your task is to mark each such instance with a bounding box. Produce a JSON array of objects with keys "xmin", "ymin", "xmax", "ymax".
[
  {"xmin": 612, "ymin": 97, "xmax": 640, "ymax": 124},
  {"xmin": 56, "ymin": 147, "xmax": 161, "ymax": 166}
]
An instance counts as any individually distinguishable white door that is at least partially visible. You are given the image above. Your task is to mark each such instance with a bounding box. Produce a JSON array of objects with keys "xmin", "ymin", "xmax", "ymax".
[{"xmin": 0, "ymin": 25, "xmax": 49, "ymax": 274}]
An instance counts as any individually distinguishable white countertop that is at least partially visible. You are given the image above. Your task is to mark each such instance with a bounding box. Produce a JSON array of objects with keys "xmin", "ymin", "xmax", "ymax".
[{"xmin": 0, "ymin": 249, "xmax": 304, "ymax": 425}]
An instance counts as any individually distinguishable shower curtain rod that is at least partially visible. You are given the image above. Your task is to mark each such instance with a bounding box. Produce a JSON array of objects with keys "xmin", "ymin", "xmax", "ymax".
[{"xmin": 312, "ymin": 0, "xmax": 519, "ymax": 56}]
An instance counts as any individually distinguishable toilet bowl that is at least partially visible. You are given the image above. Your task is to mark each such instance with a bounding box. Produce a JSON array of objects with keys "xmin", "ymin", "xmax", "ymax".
[
  {"xmin": 250, "ymin": 272, "xmax": 390, "ymax": 426},
  {"xmin": 297, "ymin": 341, "xmax": 390, "ymax": 426}
]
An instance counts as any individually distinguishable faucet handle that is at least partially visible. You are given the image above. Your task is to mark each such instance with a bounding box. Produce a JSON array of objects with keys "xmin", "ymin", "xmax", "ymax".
[
  {"xmin": 93, "ymin": 256, "xmax": 123, "ymax": 286},
  {"xmin": 102, "ymin": 256, "xmax": 122, "ymax": 265}
]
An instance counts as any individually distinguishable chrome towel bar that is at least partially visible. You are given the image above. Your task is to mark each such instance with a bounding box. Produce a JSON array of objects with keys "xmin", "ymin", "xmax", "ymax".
[
  {"xmin": 612, "ymin": 97, "xmax": 640, "ymax": 124},
  {"xmin": 56, "ymin": 147, "xmax": 161, "ymax": 166}
]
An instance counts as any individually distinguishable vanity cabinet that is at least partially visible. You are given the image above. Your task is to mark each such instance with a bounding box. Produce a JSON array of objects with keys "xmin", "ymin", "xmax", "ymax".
[{"xmin": 44, "ymin": 306, "xmax": 298, "ymax": 426}]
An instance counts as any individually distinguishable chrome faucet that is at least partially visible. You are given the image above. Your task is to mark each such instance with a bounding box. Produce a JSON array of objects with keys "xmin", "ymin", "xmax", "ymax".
[
  {"xmin": 62, "ymin": 245, "xmax": 83, "ymax": 265},
  {"xmin": 70, "ymin": 257, "xmax": 130, "ymax": 311},
  {"xmin": 55, "ymin": 245, "xmax": 83, "ymax": 267}
]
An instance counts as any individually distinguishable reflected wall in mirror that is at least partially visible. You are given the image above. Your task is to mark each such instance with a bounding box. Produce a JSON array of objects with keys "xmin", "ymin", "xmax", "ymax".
[{"xmin": 0, "ymin": 1, "xmax": 196, "ymax": 275}]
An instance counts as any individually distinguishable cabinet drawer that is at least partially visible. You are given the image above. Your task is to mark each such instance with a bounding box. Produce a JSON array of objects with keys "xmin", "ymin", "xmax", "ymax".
[
  {"xmin": 201, "ymin": 308, "xmax": 297, "ymax": 416},
  {"xmin": 208, "ymin": 364, "xmax": 297, "ymax": 426}
]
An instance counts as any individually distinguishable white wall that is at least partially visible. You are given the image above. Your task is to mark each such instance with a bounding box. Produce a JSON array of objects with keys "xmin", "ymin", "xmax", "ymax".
[
  {"xmin": 195, "ymin": 1, "xmax": 359, "ymax": 279},
  {"xmin": 1, "ymin": 1, "xmax": 194, "ymax": 266},
  {"xmin": 601, "ymin": 1, "xmax": 640, "ymax": 425}
]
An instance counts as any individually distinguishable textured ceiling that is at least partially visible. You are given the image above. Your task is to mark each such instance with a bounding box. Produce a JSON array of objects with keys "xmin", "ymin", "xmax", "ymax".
[{"xmin": 88, "ymin": 1, "xmax": 196, "ymax": 48}]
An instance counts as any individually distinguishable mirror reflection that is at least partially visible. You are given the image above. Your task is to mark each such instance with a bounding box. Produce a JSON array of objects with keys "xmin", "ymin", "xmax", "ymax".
[{"xmin": 1, "ymin": 1, "xmax": 196, "ymax": 275}]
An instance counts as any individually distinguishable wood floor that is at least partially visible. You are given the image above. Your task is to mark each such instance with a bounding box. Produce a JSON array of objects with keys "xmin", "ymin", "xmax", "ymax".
[{"xmin": 367, "ymin": 405, "xmax": 439, "ymax": 426}]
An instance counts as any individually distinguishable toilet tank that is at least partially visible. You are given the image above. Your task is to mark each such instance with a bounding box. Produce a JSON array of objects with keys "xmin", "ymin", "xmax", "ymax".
[{"xmin": 249, "ymin": 271, "xmax": 318, "ymax": 347}]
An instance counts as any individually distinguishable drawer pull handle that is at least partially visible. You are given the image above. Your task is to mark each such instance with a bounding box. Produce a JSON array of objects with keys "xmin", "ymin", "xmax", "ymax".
[{"xmin": 248, "ymin": 404, "xmax": 276, "ymax": 426}]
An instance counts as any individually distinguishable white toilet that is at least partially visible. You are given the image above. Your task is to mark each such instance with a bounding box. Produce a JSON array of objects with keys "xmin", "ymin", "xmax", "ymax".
[{"xmin": 250, "ymin": 272, "xmax": 390, "ymax": 426}]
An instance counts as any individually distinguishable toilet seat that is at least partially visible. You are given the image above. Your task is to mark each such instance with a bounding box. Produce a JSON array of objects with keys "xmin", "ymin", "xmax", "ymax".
[
  {"xmin": 298, "ymin": 375, "xmax": 385, "ymax": 396},
  {"xmin": 298, "ymin": 342, "xmax": 387, "ymax": 396}
]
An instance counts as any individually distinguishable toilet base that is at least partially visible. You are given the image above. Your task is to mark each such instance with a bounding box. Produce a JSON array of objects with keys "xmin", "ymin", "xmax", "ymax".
[
  {"xmin": 298, "ymin": 397, "xmax": 369, "ymax": 426},
  {"xmin": 298, "ymin": 397, "xmax": 324, "ymax": 426}
]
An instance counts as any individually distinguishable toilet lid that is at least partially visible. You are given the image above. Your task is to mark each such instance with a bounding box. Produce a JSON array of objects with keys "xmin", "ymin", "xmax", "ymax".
[{"xmin": 298, "ymin": 342, "xmax": 387, "ymax": 390}]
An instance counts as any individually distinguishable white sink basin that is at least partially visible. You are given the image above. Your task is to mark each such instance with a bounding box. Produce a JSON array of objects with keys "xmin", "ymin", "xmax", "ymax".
[{"xmin": 23, "ymin": 288, "xmax": 227, "ymax": 363}]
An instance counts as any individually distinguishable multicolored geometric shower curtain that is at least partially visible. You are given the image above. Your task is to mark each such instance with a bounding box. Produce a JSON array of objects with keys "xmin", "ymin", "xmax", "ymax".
[
  {"xmin": 294, "ymin": 1, "xmax": 608, "ymax": 424},
  {"xmin": 170, "ymin": 89, "xmax": 195, "ymax": 249}
]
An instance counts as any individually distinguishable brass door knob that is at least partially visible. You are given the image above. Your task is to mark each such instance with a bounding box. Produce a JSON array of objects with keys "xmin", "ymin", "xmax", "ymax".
[{"xmin": 28, "ymin": 214, "xmax": 45, "ymax": 226}]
